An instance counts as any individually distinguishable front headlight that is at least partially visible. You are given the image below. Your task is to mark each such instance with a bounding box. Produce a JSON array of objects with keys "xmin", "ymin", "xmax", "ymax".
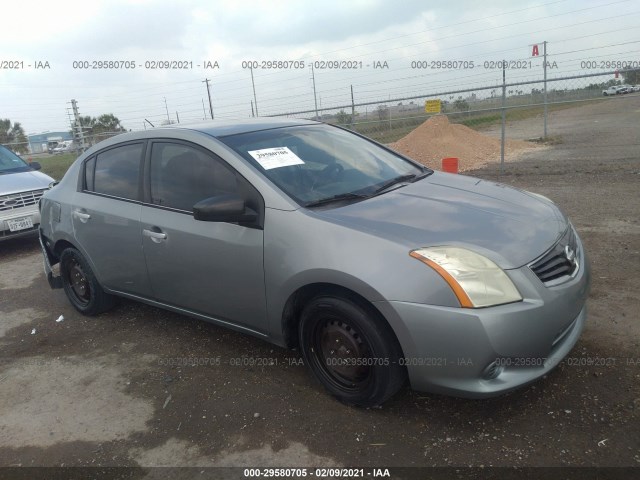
[{"xmin": 410, "ymin": 247, "xmax": 522, "ymax": 308}]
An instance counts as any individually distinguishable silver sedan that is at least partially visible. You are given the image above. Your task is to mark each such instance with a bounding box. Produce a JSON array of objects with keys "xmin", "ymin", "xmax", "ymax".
[{"xmin": 39, "ymin": 118, "xmax": 590, "ymax": 406}]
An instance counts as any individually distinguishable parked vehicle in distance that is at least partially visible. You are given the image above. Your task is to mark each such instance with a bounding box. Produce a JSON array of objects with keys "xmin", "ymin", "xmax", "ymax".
[
  {"xmin": 47, "ymin": 141, "xmax": 60, "ymax": 154},
  {"xmin": 38, "ymin": 119, "xmax": 591, "ymax": 406},
  {"xmin": 52, "ymin": 141, "xmax": 74, "ymax": 154},
  {"xmin": 1, "ymin": 145, "xmax": 55, "ymax": 241},
  {"xmin": 602, "ymin": 86, "xmax": 626, "ymax": 95}
]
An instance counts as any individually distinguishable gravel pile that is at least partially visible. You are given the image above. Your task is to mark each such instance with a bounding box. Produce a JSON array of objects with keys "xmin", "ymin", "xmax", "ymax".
[{"xmin": 388, "ymin": 115, "xmax": 541, "ymax": 172}]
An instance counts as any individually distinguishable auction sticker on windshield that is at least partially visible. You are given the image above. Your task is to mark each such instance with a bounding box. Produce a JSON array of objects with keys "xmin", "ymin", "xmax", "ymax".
[{"xmin": 248, "ymin": 147, "xmax": 305, "ymax": 170}]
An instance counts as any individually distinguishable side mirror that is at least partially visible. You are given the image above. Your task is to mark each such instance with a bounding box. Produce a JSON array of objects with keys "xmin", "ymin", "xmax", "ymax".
[
  {"xmin": 30, "ymin": 161, "xmax": 42, "ymax": 171},
  {"xmin": 193, "ymin": 194, "xmax": 258, "ymax": 224}
]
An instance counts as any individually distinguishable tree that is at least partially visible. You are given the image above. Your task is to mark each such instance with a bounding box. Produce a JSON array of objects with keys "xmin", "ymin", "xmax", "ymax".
[
  {"xmin": 376, "ymin": 105, "xmax": 389, "ymax": 121},
  {"xmin": 78, "ymin": 115, "xmax": 94, "ymax": 130},
  {"xmin": 0, "ymin": 119, "xmax": 28, "ymax": 154},
  {"xmin": 453, "ymin": 99, "xmax": 470, "ymax": 112},
  {"xmin": 77, "ymin": 114, "xmax": 125, "ymax": 145},
  {"xmin": 335, "ymin": 109, "xmax": 353, "ymax": 127},
  {"xmin": 93, "ymin": 114, "xmax": 124, "ymax": 133},
  {"xmin": 622, "ymin": 69, "xmax": 640, "ymax": 85}
]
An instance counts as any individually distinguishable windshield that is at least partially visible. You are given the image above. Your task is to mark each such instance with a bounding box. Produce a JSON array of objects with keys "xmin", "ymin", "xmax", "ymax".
[
  {"xmin": 219, "ymin": 124, "xmax": 429, "ymax": 206},
  {"xmin": 0, "ymin": 146, "xmax": 30, "ymax": 174}
]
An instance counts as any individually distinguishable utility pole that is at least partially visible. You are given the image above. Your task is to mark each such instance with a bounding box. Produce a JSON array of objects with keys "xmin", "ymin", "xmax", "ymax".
[
  {"xmin": 164, "ymin": 97, "xmax": 170, "ymax": 123},
  {"xmin": 350, "ymin": 85, "xmax": 355, "ymax": 119},
  {"xmin": 250, "ymin": 68, "xmax": 259, "ymax": 117},
  {"xmin": 176, "ymin": 111, "xmax": 180, "ymax": 124},
  {"xmin": 543, "ymin": 40, "xmax": 548, "ymax": 139},
  {"xmin": 500, "ymin": 61, "xmax": 506, "ymax": 174},
  {"xmin": 70, "ymin": 99, "xmax": 87, "ymax": 153},
  {"xmin": 251, "ymin": 100, "xmax": 255, "ymax": 117},
  {"xmin": 311, "ymin": 64, "xmax": 319, "ymax": 121},
  {"xmin": 203, "ymin": 79, "xmax": 214, "ymax": 119}
]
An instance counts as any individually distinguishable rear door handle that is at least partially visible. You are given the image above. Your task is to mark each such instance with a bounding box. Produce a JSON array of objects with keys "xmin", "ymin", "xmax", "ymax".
[
  {"xmin": 143, "ymin": 228, "xmax": 167, "ymax": 243},
  {"xmin": 73, "ymin": 210, "xmax": 91, "ymax": 223}
]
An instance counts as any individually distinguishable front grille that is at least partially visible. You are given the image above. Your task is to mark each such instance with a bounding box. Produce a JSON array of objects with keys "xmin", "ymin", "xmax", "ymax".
[
  {"xmin": 0, "ymin": 189, "xmax": 47, "ymax": 212},
  {"xmin": 530, "ymin": 226, "xmax": 579, "ymax": 285}
]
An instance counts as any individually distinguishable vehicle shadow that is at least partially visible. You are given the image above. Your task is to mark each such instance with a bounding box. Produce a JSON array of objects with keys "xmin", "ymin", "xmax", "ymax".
[{"xmin": 0, "ymin": 235, "xmax": 40, "ymax": 261}]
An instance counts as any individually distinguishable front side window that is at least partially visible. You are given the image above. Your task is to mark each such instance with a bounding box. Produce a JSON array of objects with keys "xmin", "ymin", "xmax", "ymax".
[
  {"xmin": 85, "ymin": 143, "xmax": 143, "ymax": 200},
  {"xmin": 149, "ymin": 142, "xmax": 238, "ymax": 211}
]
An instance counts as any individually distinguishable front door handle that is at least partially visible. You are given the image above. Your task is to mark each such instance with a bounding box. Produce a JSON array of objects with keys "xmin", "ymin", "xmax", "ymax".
[
  {"xmin": 73, "ymin": 210, "xmax": 91, "ymax": 223},
  {"xmin": 143, "ymin": 228, "xmax": 167, "ymax": 243}
]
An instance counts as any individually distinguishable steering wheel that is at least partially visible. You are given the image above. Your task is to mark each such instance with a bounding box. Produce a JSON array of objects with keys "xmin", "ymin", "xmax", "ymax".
[
  {"xmin": 309, "ymin": 163, "xmax": 345, "ymax": 192},
  {"xmin": 320, "ymin": 163, "xmax": 344, "ymax": 182}
]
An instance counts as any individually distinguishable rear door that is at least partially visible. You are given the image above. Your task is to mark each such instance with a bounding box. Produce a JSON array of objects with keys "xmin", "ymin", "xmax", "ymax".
[
  {"xmin": 140, "ymin": 140, "xmax": 267, "ymax": 333},
  {"xmin": 72, "ymin": 141, "xmax": 152, "ymax": 297}
]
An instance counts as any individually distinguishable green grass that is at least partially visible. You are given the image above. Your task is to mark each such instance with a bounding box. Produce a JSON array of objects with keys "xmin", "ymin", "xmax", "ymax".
[{"xmin": 36, "ymin": 153, "xmax": 78, "ymax": 181}]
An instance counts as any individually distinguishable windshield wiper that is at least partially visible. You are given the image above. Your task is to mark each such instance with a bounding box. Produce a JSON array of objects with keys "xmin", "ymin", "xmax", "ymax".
[
  {"xmin": 304, "ymin": 192, "xmax": 369, "ymax": 208},
  {"xmin": 373, "ymin": 173, "xmax": 420, "ymax": 194}
]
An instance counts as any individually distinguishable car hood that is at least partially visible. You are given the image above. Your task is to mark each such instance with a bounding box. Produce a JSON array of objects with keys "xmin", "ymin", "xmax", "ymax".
[
  {"xmin": 0, "ymin": 170, "xmax": 54, "ymax": 196},
  {"xmin": 316, "ymin": 172, "xmax": 567, "ymax": 269}
]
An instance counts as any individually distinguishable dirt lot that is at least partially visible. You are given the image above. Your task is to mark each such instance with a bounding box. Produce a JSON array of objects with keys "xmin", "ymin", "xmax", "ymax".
[{"xmin": 0, "ymin": 96, "xmax": 638, "ymax": 477}]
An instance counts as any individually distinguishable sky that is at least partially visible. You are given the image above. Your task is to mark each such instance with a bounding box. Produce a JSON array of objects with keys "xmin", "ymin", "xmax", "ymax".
[{"xmin": 1, "ymin": 0, "xmax": 638, "ymax": 135}]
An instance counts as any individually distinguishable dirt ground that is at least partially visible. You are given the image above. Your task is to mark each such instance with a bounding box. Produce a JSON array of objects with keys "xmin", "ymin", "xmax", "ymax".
[{"xmin": 0, "ymin": 96, "xmax": 638, "ymax": 477}]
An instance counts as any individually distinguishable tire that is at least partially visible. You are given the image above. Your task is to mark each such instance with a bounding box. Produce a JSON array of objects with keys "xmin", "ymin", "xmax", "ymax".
[
  {"xmin": 60, "ymin": 248, "xmax": 115, "ymax": 315},
  {"xmin": 299, "ymin": 295, "xmax": 406, "ymax": 406}
]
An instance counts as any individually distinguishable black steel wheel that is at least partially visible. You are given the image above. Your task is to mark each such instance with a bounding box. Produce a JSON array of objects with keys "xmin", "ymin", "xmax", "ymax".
[
  {"xmin": 299, "ymin": 295, "xmax": 406, "ymax": 406},
  {"xmin": 60, "ymin": 248, "xmax": 115, "ymax": 315}
]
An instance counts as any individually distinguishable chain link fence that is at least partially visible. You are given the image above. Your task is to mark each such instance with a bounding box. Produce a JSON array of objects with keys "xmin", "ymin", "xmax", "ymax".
[
  {"xmin": 3, "ymin": 69, "xmax": 638, "ymax": 173},
  {"xmin": 269, "ymin": 69, "xmax": 639, "ymax": 171}
]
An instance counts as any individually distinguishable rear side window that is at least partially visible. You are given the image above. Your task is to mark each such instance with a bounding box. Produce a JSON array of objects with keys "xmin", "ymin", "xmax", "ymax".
[{"xmin": 85, "ymin": 143, "xmax": 143, "ymax": 200}]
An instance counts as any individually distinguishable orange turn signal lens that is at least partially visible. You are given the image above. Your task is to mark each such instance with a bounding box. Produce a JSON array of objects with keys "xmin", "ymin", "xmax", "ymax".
[{"xmin": 409, "ymin": 251, "xmax": 474, "ymax": 308}]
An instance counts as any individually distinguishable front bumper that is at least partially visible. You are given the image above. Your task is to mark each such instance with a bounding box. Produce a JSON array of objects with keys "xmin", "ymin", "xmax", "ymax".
[
  {"xmin": 375, "ymin": 239, "xmax": 591, "ymax": 399},
  {"xmin": 0, "ymin": 208, "xmax": 41, "ymax": 241}
]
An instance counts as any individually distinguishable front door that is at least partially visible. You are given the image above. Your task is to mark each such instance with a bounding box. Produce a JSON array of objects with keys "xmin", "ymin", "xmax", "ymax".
[{"xmin": 140, "ymin": 141, "xmax": 267, "ymax": 333}]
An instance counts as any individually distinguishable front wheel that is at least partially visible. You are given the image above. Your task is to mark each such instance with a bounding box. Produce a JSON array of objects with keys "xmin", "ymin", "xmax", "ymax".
[
  {"xmin": 299, "ymin": 295, "xmax": 406, "ymax": 406},
  {"xmin": 60, "ymin": 248, "xmax": 115, "ymax": 315}
]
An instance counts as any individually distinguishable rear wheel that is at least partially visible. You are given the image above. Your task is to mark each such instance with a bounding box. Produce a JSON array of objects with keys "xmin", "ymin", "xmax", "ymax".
[
  {"xmin": 60, "ymin": 248, "xmax": 115, "ymax": 315},
  {"xmin": 299, "ymin": 295, "xmax": 406, "ymax": 406}
]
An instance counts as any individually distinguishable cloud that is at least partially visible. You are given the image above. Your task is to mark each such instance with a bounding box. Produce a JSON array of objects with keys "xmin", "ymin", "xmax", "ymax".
[{"xmin": 185, "ymin": 0, "xmax": 431, "ymax": 48}]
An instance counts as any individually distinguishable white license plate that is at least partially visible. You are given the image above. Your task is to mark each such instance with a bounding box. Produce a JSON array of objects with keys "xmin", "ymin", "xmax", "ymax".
[{"xmin": 7, "ymin": 216, "xmax": 34, "ymax": 232}]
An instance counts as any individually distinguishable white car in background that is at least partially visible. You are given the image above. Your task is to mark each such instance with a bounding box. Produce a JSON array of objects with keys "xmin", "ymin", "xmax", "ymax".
[
  {"xmin": 0, "ymin": 145, "xmax": 54, "ymax": 241},
  {"xmin": 52, "ymin": 141, "xmax": 74, "ymax": 154},
  {"xmin": 602, "ymin": 86, "xmax": 625, "ymax": 96}
]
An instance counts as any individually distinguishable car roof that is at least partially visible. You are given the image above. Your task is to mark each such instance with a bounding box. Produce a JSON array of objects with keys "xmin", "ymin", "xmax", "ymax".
[
  {"xmin": 78, "ymin": 117, "xmax": 326, "ymax": 158},
  {"xmin": 157, "ymin": 117, "xmax": 320, "ymax": 138}
]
